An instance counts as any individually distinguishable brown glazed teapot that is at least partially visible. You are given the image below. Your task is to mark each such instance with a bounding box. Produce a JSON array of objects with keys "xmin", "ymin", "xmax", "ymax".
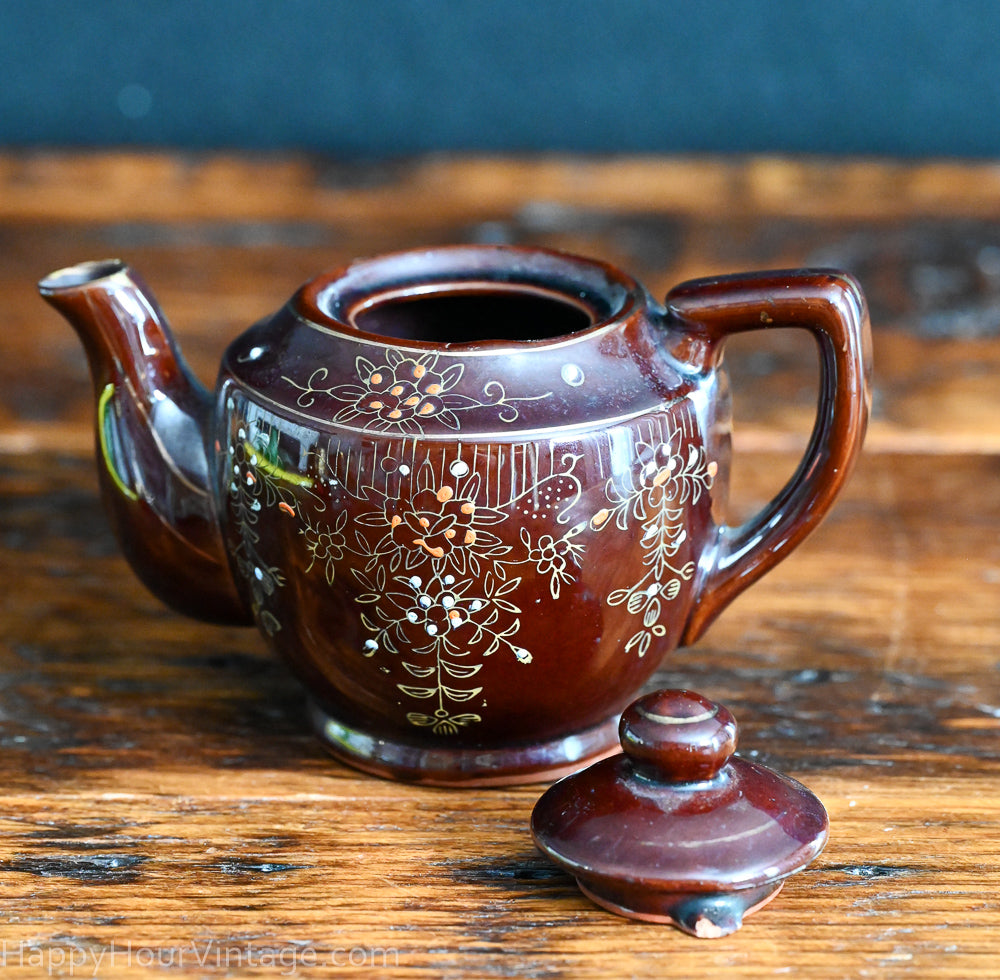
[{"xmin": 40, "ymin": 246, "xmax": 870, "ymax": 785}]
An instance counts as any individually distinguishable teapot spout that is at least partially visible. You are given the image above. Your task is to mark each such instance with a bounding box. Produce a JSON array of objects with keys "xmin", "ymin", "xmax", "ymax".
[{"xmin": 39, "ymin": 260, "xmax": 250, "ymax": 624}]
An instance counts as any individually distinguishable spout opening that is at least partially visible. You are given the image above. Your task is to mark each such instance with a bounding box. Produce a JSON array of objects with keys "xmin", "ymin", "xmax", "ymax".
[{"xmin": 39, "ymin": 259, "xmax": 127, "ymax": 293}]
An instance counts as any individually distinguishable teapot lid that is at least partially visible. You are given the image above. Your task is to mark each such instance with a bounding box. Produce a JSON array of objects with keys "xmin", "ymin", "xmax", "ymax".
[{"xmin": 530, "ymin": 689, "xmax": 829, "ymax": 937}]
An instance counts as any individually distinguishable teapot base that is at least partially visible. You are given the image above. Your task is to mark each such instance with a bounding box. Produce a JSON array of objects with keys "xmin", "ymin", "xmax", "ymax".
[{"xmin": 307, "ymin": 700, "xmax": 621, "ymax": 786}]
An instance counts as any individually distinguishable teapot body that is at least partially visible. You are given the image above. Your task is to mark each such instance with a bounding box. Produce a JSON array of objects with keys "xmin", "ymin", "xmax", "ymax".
[{"xmin": 212, "ymin": 247, "xmax": 731, "ymax": 782}]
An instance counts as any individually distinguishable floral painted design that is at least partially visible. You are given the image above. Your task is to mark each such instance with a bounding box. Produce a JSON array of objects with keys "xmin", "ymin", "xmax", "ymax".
[
  {"xmin": 228, "ymin": 420, "xmax": 296, "ymax": 635},
  {"xmin": 225, "ymin": 404, "xmax": 715, "ymax": 734},
  {"xmin": 281, "ymin": 349, "xmax": 551, "ymax": 433},
  {"xmin": 357, "ymin": 470, "xmax": 509, "ymax": 575},
  {"xmin": 519, "ymin": 525, "xmax": 587, "ymax": 599},
  {"xmin": 350, "ymin": 459, "xmax": 554, "ymax": 728},
  {"xmin": 300, "ymin": 510, "xmax": 348, "ymax": 584},
  {"xmin": 591, "ymin": 436, "xmax": 717, "ymax": 658}
]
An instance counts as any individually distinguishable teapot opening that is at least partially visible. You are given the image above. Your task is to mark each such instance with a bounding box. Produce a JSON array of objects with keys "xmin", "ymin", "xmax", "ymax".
[{"xmin": 349, "ymin": 284, "xmax": 596, "ymax": 344}]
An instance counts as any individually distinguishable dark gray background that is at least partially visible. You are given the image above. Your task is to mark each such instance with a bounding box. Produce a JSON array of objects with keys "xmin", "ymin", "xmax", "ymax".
[{"xmin": 3, "ymin": 1, "xmax": 997, "ymax": 157}]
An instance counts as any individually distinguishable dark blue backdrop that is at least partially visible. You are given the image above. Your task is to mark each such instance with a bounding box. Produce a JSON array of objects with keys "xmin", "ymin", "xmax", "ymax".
[{"xmin": 4, "ymin": 1, "xmax": 998, "ymax": 157}]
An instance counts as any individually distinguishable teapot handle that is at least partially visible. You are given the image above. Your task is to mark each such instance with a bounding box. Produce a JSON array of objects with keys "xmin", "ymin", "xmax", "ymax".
[{"xmin": 668, "ymin": 269, "xmax": 872, "ymax": 646}]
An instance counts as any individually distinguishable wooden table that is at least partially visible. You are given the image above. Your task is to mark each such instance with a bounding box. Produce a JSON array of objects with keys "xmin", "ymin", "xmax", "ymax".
[{"xmin": 1, "ymin": 154, "xmax": 998, "ymax": 977}]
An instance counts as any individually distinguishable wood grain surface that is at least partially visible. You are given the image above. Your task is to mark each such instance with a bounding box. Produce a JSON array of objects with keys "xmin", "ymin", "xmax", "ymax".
[{"xmin": 1, "ymin": 153, "xmax": 998, "ymax": 978}]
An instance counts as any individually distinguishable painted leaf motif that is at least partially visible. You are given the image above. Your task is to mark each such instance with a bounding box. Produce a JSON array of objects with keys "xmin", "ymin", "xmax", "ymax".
[
  {"xmin": 470, "ymin": 507, "xmax": 507, "ymax": 527},
  {"xmin": 402, "ymin": 662, "xmax": 437, "ymax": 678},
  {"xmin": 406, "ymin": 713, "xmax": 438, "ymax": 727},
  {"xmin": 438, "ymin": 363, "xmax": 464, "ymax": 391},
  {"xmin": 666, "ymin": 526, "xmax": 687, "ymax": 551},
  {"xmin": 440, "ymin": 394, "xmax": 481, "ymax": 412},
  {"xmin": 397, "ymin": 684, "xmax": 438, "ymax": 699},
  {"xmin": 642, "ymin": 598, "xmax": 662, "ymax": 628},
  {"xmin": 440, "ymin": 685, "xmax": 483, "ymax": 702},
  {"xmin": 259, "ymin": 610, "xmax": 281, "ymax": 636},
  {"xmin": 624, "ymin": 589, "xmax": 647, "ymax": 614},
  {"xmin": 608, "ymin": 587, "xmax": 632, "ymax": 608},
  {"xmin": 626, "ymin": 631, "xmax": 651, "ymax": 657},
  {"xmin": 500, "ymin": 618, "xmax": 521, "ymax": 638},
  {"xmin": 332, "ymin": 406, "xmax": 364, "ymax": 424},
  {"xmin": 458, "ymin": 472, "xmax": 481, "ymax": 499},
  {"xmin": 494, "ymin": 576, "xmax": 521, "ymax": 597},
  {"xmin": 440, "ymin": 661, "xmax": 483, "ymax": 679},
  {"xmin": 385, "ymin": 589, "xmax": 417, "ymax": 609},
  {"xmin": 416, "ymin": 461, "xmax": 437, "ymax": 491}
]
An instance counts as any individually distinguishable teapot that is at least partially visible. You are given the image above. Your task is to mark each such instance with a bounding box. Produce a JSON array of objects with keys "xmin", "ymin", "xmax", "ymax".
[{"xmin": 40, "ymin": 246, "xmax": 870, "ymax": 784}]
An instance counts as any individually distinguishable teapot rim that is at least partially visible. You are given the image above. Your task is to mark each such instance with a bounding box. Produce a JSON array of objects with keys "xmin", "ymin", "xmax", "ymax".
[{"xmin": 290, "ymin": 244, "xmax": 646, "ymax": 352}]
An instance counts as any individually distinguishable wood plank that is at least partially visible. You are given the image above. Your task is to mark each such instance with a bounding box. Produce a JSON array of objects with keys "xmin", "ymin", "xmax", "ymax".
[
  {"xmin": 7, "ymin": 153, "xmax": 1000, "ymax": 223},
  {"xmin": 1, "ymin": 447, "xmax": 998, "ymax": 974},
  {"xmin": 0, "ymin": 775, "xmax": 996, "ymax": 979},
  {"xmin": 6, "ymin": 153, "xmax": 1000, "ymax": 454}
]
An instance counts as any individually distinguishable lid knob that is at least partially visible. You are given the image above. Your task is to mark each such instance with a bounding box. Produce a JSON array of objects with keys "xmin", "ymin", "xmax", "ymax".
[{"xmin": 619, "ymin": 688, "xmax": 737, "ymax": 783}]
